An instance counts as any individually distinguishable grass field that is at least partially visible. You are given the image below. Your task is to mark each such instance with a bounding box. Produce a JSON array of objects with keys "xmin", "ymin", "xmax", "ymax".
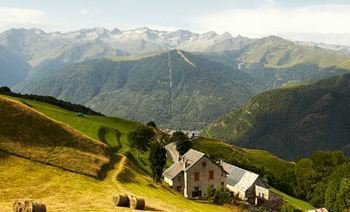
[{"xmin": 0, "ymin": 95, "xmax": 236, "ymax": 211}]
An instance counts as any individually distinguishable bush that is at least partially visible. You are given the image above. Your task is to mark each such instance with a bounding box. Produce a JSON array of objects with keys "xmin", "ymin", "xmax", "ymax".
[
  {"xmin": 213, "ymin": 188, "xmax": 231, "ymax": 205},
  {"xmin": 206, "ymin": 185, "xmax": 216, "ymax": 198}
]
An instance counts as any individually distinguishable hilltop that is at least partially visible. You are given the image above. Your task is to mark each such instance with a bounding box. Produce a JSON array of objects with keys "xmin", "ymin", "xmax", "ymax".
[
  {"xmin": 203, "ymin": 74, "xmax": 350, "ymax": 160},
  {"xmin": 0, "ymin": 96, "xmax": 111, "ymax": 178}
]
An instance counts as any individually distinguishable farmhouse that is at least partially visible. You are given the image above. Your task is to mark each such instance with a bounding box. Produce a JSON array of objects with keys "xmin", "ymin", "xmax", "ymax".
[
  {"xmin": 220, "ymin": 161, "xmax": 281, "ymax": 205},
  {"xmin": 163, "ymin": 149, "xmax": 227, "ymax": 198},
  {"xmin": 221, "ymin": 161, "xmax": 260, "ymax": 202},
  {"xmin": 164, "ymin": 148, "xmax": 282, "ymax": 206}
]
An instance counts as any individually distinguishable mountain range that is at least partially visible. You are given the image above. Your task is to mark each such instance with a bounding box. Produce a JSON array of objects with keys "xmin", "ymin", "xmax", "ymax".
[
  {"xmin": 203, "ymin": 74, "xmax": 350, "ymax": 160},
  {"xmin": 0, "ymin": 27, "xmax": 252, "ymax": 74},
  {"xmin": 1, "ymin": 27, "xmax": 350, "ymax": 129}
]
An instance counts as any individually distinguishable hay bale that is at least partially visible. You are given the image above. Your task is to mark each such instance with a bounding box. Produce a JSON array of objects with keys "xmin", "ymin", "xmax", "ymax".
[
  {"xmin": 13, "ymin": 200, "xmax": 46, "ymax": 212},
  {"xmin": 13, "ymin": 200, "xmax": 26, "ymax": 212},
  {"xmin": 130, "ymin": 195, "xmax": 145, "ymax": 210},
  {"xmin": 113, "ymin": 194, "xmax": 130, "ymax": 207}
]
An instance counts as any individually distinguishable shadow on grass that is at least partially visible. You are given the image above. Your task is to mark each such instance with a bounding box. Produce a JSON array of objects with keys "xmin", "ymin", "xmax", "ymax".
[
  {"xmin": 144, "ymin": 205, "xmax": 163, "ymax": 211},
  {"xmin": 113, "ymin": 129, "xmax": 122, "ymax": 152},
  {"xmin": 0, "ymin": 150, "xmax": 9, "ymax": 160},
  {"xmin": 124, "ymin": 152, "xmax": 150, "ymax": 175},
  {"xmin": 117, "ymin": 164, "xmax": 138, "ymax": 184},
  {"xmin": 98, "ymin": 126, "xmax": 107, "ymax": 143},
  {"xmin": 147, "ymin": 183, "xmax": 157, "ymax": 188}
]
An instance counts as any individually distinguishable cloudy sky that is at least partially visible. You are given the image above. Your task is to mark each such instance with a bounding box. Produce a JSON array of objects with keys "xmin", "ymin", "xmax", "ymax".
[{"xmin": 1, "ymin": 0, "xmax": 350, "ymax": 44}]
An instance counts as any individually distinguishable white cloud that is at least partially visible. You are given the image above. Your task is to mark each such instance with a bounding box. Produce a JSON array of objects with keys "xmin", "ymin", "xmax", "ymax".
[
  {"xmin": 0, "ymin": 7, "xmax": 45, "ymax": 31},
  {"xmin": 78, "ymin": 8, "xmax": 102, "ymax": 15},
  {"xmin": 194, "ymin": 4, "xmax": 350, "ymax": 37}
]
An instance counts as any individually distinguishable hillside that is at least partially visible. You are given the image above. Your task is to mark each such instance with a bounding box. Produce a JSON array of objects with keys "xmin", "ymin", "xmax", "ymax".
[
  {"xmin": 0, "ymin": 96, "xmax": 111, "ymax": 178},
  {"xmin": 0, "ymin": 152, "xmax": 237, "ymax": 211},
  {"xmin": 203, "ymin": 74, "xmax": 350, "ymax": 160},
  {"xmin": 15, "ymin": 50, "xmax": 260, "ymax": 129},
  {"xmin": 0, "ymin": 94, "xmax": 235, "ymax": 211}
]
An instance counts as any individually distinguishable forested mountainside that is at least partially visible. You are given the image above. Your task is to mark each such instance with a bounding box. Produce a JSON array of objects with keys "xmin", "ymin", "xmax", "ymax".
[
  {"xmin": 203, "ymin": 74, "xmax": 350, "ymax": 160},
  {"xmin": 15, "ymin": 50, "xmax": 260, "ymax": 129}
]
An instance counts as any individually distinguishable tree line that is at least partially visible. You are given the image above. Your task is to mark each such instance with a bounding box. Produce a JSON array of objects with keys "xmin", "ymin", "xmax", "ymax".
[{"xmin": 0, "ymin": 86, "xmax": 103, "ymax": 116}]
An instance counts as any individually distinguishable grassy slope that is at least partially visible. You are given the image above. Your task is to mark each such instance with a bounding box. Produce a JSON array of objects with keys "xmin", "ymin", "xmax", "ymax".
[
  {"xmin": 0, "ymin": 96, "xmax": 111, "ymax": 178},
  {"xmin": 192, "ymin": 137, "xmax": 295, "ymax": 177},
  {"xmin": 0, "ymin": 95, "xmax": 233, "ymax": 211},
  {"xmin": 270, "ymin": 188, "xmax": 314, "ymax": 211}
]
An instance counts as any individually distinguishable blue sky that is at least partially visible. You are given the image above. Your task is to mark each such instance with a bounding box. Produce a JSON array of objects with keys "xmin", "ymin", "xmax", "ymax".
[{"xmin": 1, "ymin": 0, "xmax": 350, "ymax": 37}]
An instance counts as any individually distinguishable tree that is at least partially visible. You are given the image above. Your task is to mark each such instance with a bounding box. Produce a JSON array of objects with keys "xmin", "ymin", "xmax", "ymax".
[
  {"xmin": 149, "ymin": 141, "xmax": 167, "ymax": 182},
  {"xmin": 295, "ymin": 158, "xmax": 317, "ymax": 199},
  {"xmin": 171, "ymin": 131, "xmax": 191, "ymax": 155},
  {"xmin": 325, "ymin": 179, "xmax": 338, "ymax": 211},
  {"xmin": 0, "ymin": 86, "xmax": 11, "ymax": 93},
  {"xmin": 146, "ymin": 121, "xmax": 157, "ymax": 128},
  {"xmin": 332, "ymin": 178, "xmax": 350, "ymax": 211},
  {"xmin": 128, "ymin": 126, "xmax": 155, "ymax": 157}
]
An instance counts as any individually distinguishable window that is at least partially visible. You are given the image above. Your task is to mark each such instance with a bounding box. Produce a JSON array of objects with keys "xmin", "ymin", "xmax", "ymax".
[
  {"xmin": 177, "ymin": 186, "xmax": 182, "ymax": 191},
  {"xmin": 194, "ymin": 172, "xmax": 200, "ymax": 181},
  {"xmin": 221, "ymin": 182, "xmax": 224, "ymax": 187},
  {"xmin": 202, "ymin": 162, "xmax": 206, "ymax": 167},
  {"xmin": 209, "ymin": 170, "xmax": 214, "ymax": 180},
  {"xmin": 178, "ymin": 176, "xmax": 181, "ymax": 182}
]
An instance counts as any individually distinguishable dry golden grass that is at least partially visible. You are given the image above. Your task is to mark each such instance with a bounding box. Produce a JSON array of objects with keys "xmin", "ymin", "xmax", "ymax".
[
  {"xmin": 0, "ymin": 96, "xmax": 111, "ymax": 178},
  {"xmin": 0, "ymin": 151, "xmax": 240, "ymax": 212}
]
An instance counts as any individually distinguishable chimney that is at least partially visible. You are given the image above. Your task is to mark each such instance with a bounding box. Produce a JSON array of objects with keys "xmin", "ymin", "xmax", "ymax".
[
  {"xmin": 177, "ymin": 154, "xmax": 181, "ymax": 162},
  {"xmin": 183, "ymin": 159, "xmax": 190, "ymax": 169}
]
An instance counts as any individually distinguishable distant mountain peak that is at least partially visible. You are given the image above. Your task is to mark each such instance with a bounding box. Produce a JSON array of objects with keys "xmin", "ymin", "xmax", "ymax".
[
  {"xmin": 220, "ymin": 32, "xmax": 234, "ymax": 39},
  {"xmin": 201, "ymin": 31, "xmax": 219, "ymax": 39}
]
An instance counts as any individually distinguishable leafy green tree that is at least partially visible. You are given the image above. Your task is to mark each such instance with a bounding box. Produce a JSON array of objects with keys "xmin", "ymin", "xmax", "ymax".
[
  {"xmin": 325, "ymin": 179, "xmax": 338, "ymax": 211},
  {"xmin": 295, "ymin": 158, "xmax": 317, "ymax": 199},
  {"xmin": 128, "ymin": 126, "xmax": 155, "ymax": 157},
  {"xmin": 335, "ymin": 178, "xmax": 350, "ymax": 211},
  {"xmin": 171, "ymin": 131, "xmax": 191, "ymax": 155},
  {"xmin": 146, "ymin": 121, "xmax": 157, "ymax": 128},
  {"xmin": 0, "ymin": 86, "xmax": 11, "ymax": 93},
  {"xmin": 148, "ymin": 141, "xmax": 167, "ymax": 182}
]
